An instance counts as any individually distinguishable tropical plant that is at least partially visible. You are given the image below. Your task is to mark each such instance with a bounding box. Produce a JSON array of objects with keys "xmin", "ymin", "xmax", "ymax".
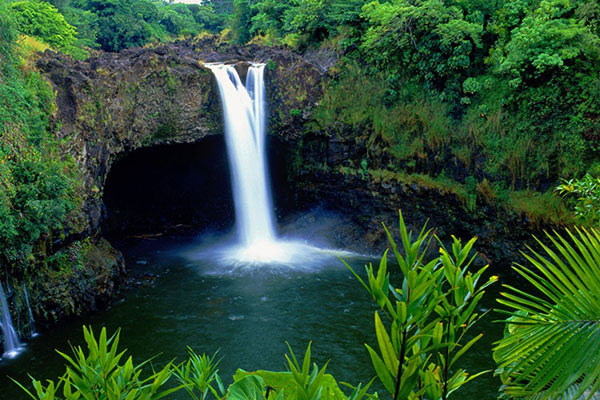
[
  {"xmin": 494, "ymin": 228, "xmax": 600, "ymax": 399},
  {"xmin": 231, "ymin": 0, "xmax": 254, "ymax": 44},
  {"xmin": 9, "ymin": 1, "xmax": 77, "ymax": 50},
  {"xmin": 0, "ymin": 3, "xmax": 78, "ymax": 273},
  {"xmin": 229, "ymin": 342, "xmax": 355, "ymax": 400},
  {"xmin": 360, "ymin": 0, "xmax": 487, "ymax": 101},
  {"xmin": 556, "ymin": 174, "xmax": 600, "ymax": 225},
  {"xmin": 15, "ymin": 328, "xmax": 367, "ymax": 400},
  {"xmin": 13, "ymin": 326, "xmax": 180, "ymax": 400},
  {"xmin": 174, "ymin": 349, "xmax": 225, "ymax": 400},
  {"xmin": 343, "ymin": 210, "xmax": 497, "ymax": 399}
]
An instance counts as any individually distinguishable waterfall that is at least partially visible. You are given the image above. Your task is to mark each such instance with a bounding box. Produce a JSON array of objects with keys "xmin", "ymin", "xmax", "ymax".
[
  {"xmin": 0, "ymin": 282, "xmax": 21, "ymax": 358},
  {"xmin": 23, "ymin": 284, "xmax": 36, "ymax": 337},
  {"xmin": 203, "ymin": 62, "xmax": 353, "ymax": 268},
  {"xmin": 206, "ymin": 63, "xmax": 282, "ymax": 262}
]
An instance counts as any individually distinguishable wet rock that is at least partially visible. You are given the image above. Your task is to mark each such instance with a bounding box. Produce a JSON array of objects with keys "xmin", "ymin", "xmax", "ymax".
[
  {"xmin": 37, "ymin": 40, "xmax": 323, "ymax": 242},
  {"xmin": 15, "ymin": 40, "xmax": 324, "ymax": 327}
]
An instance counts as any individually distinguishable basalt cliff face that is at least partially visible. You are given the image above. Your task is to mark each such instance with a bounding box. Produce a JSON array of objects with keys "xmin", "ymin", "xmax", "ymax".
[
  {"xmin": 2, "ymin": 39, "xmax": 549, "ymax": 337},
  {"xmin": 1, "ymin": 40, "xmax": 323, "ymax": 333},
  {"xmin": 37, "ymin": 39, "xmax": 323, "ymax": 239}
]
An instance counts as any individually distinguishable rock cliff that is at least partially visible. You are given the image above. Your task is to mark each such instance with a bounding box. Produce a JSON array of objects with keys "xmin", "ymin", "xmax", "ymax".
[
  {"xmin": 37, "ymin": 39, "xmax": 323, "ymax": 239},
  {"xmin": 2, "ymin": 39, "xmax": 552, "ymax": 337}
]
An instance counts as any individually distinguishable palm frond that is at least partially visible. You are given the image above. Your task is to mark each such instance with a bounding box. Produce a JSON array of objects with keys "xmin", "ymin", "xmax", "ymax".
[{"xmin": 494, "ymin": 227, "xmax": 600, "ymax": 399}]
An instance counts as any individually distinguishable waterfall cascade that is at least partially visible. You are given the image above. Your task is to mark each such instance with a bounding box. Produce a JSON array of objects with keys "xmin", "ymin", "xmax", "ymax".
[
  {"xmin": 206, "ymin": 63, "xmax": 288, "ymax": 263},
  {"xmin": 0, "ymin": 282, "xmax": 21, "ymax": 358},
  {"xmin": 204, "ymin": 62, "xmax": 352, "ymax": 267},
  {"xmin": 23, "ymin": 284, "xmax": 36, "ymax": 337},
  {"xmin": 206, "ymin": 63, "xmax": 275, "ymax": 245}
]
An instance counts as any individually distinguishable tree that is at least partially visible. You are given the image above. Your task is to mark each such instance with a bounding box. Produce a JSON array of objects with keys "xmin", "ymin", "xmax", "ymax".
[
  {"xmin": 231, "ymin": 0, "xmax": 254, "ymax": 44},
  {"xmin": 479, "ymin": 0, "xmax": 600, "ymax": 184},
  {"xmin": 284, "ymin": 0, "xmax": 331, "ymax": 45},
  {"xmin": 76, "ymin": 0, "xmax": 165, "ymax": 52},
  {"xmin": 250, "ymin": 0, "xmax": 291, "ymax": 37},
  {"xmin": 0, "ymin": 3, "xmax": 76, "ymax": 271},
  {"xmin": 9, "ymin": 0, "xmax": 77, "ymax": 50},
  {"xmin": 360, "ymin": 0, "xmax": 486, "ymax": 100},
  {"xmin": 158, "ymin": 4, "xmax": 199, "ymax": 35}
]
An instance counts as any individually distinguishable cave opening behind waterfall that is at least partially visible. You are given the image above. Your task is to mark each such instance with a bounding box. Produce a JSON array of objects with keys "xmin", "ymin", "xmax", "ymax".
[{"xmin": 101, "ymin": 135, "xmax": 294, "ymax": 239}]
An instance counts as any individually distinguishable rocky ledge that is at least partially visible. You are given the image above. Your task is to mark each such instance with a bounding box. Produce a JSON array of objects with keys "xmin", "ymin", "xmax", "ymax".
[
  {"xmin": 0, "ymin": 40, "xmax": 324, "ymax": 334},
  {"xmin": 37, "ymin": 38, "xmax": 323, "ymax": 239}
]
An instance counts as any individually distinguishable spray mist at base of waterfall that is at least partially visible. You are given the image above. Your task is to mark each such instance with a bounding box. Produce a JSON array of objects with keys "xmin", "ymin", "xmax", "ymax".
[{"xmin": 182, "ymin": 233, "xmax": 361, "ymax": 275}]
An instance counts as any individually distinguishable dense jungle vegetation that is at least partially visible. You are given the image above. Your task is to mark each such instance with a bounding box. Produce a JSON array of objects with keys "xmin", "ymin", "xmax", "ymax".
[
  {"xmin": 1, "ymin": 0, "xmax": 600, "ymax": 398},
  {"xmin": 1, "ymin": 0, "xmax": 600, "ymax": 257}
]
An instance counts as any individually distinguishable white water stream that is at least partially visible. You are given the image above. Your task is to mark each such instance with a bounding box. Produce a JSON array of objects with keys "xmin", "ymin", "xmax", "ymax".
[
  {"xmin": 0, "ymin": 282, "xmax": 21, "ymax": 359},
  {"xmin": 206, "ymin": 64, "xmax": 276, "ymax": 247},
  {"xmin": 205, "ymin": 63, "xmax": 351, "ymax": 266}
]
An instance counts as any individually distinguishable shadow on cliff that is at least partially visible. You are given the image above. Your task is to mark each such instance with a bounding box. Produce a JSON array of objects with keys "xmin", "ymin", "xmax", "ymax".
[{"xmin": 101, "ymin": 135, "xmax": 296, "ymax": 241}]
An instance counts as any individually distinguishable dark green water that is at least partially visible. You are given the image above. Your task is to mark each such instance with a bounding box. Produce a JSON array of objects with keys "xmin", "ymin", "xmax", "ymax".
[{"xmin": 0, "ymin": 234, "xmax": 505, "ymax": 399}]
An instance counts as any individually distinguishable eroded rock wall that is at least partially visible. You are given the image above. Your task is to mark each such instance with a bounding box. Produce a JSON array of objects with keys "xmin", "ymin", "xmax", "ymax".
[
  {"xmin": 37, "ymin": 40, "xmax": 322, "ymax": 239},
  {"xmin": 0, "ymin": 40, "xmax": 324, "ymax": 330}
]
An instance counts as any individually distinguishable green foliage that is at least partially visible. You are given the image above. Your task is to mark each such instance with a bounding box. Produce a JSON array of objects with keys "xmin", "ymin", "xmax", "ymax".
[
  {"xmin": 314, "ymin": 61, "xmax": 454, "ymax": 163},
  {"xmin": 175, "ymin": 349, "xmax": 225, "ymax": 400},
  {"xmin": 13, "ymin": 326, "xmax": 180, "ymax": 400},
  {"xmin": 480, "ymin": 0, "xmax": 600, "ymax": 184},
  {"xmin": 38, "ymin": 0, "xmax": 228, "ymax": 53},
  {"xmin": 360, "ymin": 0, "xmax": 486, "ymax": 101},
  {"xmin": 9, "ymin": 1, "xmax": 77, "ymax": 50},
  {"xmin": 250, "ymin": 0, "xmax": 291, "ymax": 38},
  {"xmin": 72, "ymin": 0, "xmax": 164, "ymax": 52},
  {"xmin": 237, "ymin": 0, "xmax": 368, "ymax": 48},
  {"xmin": 0, "ymin": 4, "xmax": 77, "ymax": 272},
  {"xmin": 494, "ymin": 228, "xmax": 600, "ymax": 398},
  {"xmin": 231, "ymin": 0, "xmax": 254, "ymax": 44},
  {"xmin": 556, "ymin": 174, "xmax": 600, "ymax": 225},
  {"xmin": 15, "ymin": 329, "xmax": 364, "ymax": 400},
  {"xmin": 491, "ymin": 0, "xmax": 600, "ymax": 89},
  {"xmin": 230, "ymin": 342, "xmax": 351, "ymax": 400},
  {"xmin": 58, "ymin": 5, "xmax": 99, "ymax": 50},
  {"xmin": 282, "ymin": 0, "xmax": 331, "ymax": 48},
  {"xmin": 305, "ymin": 0, "xmax": 600, "ymax": 199},
  {"xmin": 505, "ymin": 190, "xmax": 573, "ymax": 227},
  {"xmin": 343, "ymin": 210, "xmax": 496, "ymax": 399},
  {"xmin": 283, "ymin": 342, "xmax": 331, "ymax": 400}
]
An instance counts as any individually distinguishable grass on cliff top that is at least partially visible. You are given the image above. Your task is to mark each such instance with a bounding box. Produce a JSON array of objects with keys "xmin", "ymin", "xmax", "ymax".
[
  {"xmin": 314, "ymin": 60, "xmax": 592, "ymax": 189},
  {"xmin": 335, "ymin": 165, "xmax": 573, "ymax": 227}
]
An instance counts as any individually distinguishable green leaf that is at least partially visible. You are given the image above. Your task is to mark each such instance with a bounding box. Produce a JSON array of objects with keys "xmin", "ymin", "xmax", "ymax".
[
  {"xmin": 374, "ymin": 311, "xmax": 398, "ymax": 373},
  {"xmin": 495, "ymin": 228, "xmax": 600, "ymax": 398},
  {"xmin": 365, "ymin": 344, "xmax": 395, "ymax": 394}
]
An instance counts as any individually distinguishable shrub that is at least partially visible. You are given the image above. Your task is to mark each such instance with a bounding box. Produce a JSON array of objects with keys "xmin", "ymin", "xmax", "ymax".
[
  {"xmin": 9, "ymin": 1, "xmax": 77, "ymax": 50},
  {"xmin": 556, "ymin": 174, "xmax": 600, "ymax": 225},
  {"xmin": 343, "ymin": 210, "xmax": 497, "ymax": 399}
]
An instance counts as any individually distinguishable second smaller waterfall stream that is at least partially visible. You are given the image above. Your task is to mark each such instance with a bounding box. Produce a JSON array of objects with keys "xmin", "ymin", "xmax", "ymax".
[{"xmin": 23, "ymin": 284, "xmax": 36, "ymax": 338}]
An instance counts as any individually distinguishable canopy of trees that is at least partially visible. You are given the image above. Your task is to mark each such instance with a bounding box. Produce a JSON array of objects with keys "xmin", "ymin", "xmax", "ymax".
[
  {"xmin": 1, "ymin": 0, "xmax": 599, "ymax": 234},
  {"xmin": 42, "ymin": 0, "xmax": 233, "ymax": 52},
  {"xmin": 9, "ymin": 1, "xmax": 77, "ymax": 49}
]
